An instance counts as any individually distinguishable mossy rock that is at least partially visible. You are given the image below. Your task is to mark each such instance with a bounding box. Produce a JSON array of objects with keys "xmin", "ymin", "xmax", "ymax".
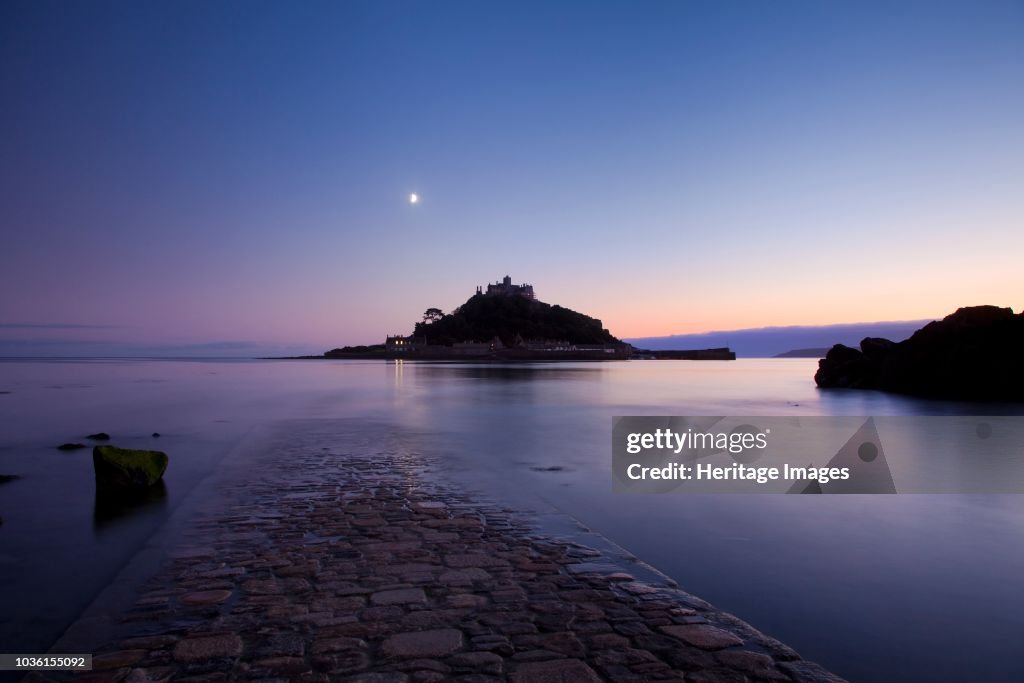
[{"xmin": 93, "ymin": 446, "xmax": 168, "ymax": 489}]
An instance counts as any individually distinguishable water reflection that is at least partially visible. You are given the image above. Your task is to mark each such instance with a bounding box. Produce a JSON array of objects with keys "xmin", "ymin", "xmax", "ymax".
[
  {"xmin": 93, "ymin": 480, "xmax": 168, "ymax": 531},
  {"xmin": 412, "ymin": 362, "xmax": 606, "ymax": 382},
  {"xmin": 3, "ymin": 358, "xmax": 1024, "ymax": 682}
]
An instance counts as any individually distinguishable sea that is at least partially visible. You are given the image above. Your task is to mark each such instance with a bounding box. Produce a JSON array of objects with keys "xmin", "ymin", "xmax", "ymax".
[{"xmin": 0, "ymin": 358, "xmax": 1022, "ymax": 682}]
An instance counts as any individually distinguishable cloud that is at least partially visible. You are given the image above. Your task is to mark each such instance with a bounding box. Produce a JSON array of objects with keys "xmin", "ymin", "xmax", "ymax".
[
  {"xmin": 0, "ymin": 337, "xmax": 314, "ymax": 358},
  {"xmin": 0, "ymin": 323, "xmax": 126, "ymax": 329},
  {"xmin": 626, "ymin": 319, "xmax": 932, "ymax": 358}
]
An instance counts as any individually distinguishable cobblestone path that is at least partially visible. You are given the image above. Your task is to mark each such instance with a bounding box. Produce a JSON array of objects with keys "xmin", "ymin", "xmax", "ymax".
[{"xmin": 44, "ymin": 426, "xmax": 845, "ymax": 683}]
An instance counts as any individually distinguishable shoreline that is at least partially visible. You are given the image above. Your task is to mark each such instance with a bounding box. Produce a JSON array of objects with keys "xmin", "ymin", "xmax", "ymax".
[
  {"xmin": 37, "ymin": 423, "xmax": 844, "ymax": 683},
  {"xmin": 268, "ymin": 351, "xmax": 738, "ymax": 362}
]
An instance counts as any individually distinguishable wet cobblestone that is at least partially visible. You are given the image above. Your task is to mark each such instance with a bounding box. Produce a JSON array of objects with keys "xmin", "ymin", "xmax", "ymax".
[{"xmin": 42, "ymin": 432, "xmax": 845, "ymax": 682}]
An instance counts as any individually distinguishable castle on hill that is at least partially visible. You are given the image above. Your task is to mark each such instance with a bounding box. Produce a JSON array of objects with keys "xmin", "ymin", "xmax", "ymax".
[
  {"xmin": 322, "ymin": 272, "xmax": 733, "ymax": 360},
  {"xmin": 476, "ymin": 274, "xmax": 535, "ymax": 300}
]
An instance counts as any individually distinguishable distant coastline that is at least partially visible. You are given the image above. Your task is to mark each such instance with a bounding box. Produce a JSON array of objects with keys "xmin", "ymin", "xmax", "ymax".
[
  {"xmin": 627, "ymin": 319, "xmax": 928, "ymax": 358},
  {"xmin": 774, "ymin": 347, "xmax": 830, "ymax": 358}
]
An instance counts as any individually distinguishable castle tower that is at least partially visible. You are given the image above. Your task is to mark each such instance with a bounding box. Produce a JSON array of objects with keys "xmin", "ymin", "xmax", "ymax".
[{"xmin": 481, "ymin": 275, "xmax": 536, "ymax": 300}]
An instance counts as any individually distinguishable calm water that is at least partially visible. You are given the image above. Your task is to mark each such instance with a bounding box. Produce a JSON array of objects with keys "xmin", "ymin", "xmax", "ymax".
[{"xmin": 1, "ymin": 358, "xmax": 1023, "ymax": 682}]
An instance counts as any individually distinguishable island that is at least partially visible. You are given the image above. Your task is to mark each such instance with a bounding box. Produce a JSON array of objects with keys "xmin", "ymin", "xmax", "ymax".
[{"xmin": 319, "ymin": 275, "xmax": 735, "ymax": 361}]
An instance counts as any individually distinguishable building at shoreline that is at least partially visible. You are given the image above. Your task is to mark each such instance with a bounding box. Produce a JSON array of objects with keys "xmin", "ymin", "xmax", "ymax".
[
  {"xmin": 476, "ymin": 275, "xmax": 535, "ymax": 300},
  {"xmin": 385, "ymin": 335, "xmax": 426, "ymax": 353}
]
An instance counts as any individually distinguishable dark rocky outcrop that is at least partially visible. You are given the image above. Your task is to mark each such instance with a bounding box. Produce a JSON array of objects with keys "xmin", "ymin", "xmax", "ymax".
[
  {"xmin": 815, "ymin": 306, "xmax": 1024, "ymax": 400},
  {"xmin": 87, "ymin": 432, "xmax": 111, "ymax": 441},
  {"xmin": 93, "ymin": 446, "xmax": 168, "ymax": 489},
  {"xmin": 0, "ymin": 474, "xmax": 20, "ymax": 485},
  {"xmin": 57, "ymin": 442, "xmax": 88, "ymax": 451}
]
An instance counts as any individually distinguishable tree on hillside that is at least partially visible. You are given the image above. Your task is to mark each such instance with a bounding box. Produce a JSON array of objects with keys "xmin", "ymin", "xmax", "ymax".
[{"xmin": 422, "ymin": 307, "xmax": 444, "ymax": 323}]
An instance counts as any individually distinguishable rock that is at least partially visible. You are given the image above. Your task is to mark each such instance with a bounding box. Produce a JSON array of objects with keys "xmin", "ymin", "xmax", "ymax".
[
  {"xmin": 815, "ymin": 305, "xmax": 1024, "ymax": 400},
  {"xmin": 448, "ymin": 593, "xmax": 487, "ymax": 608},
  {"xmin": 172, "ymin": 634, "xmax": 243, "ymax": 662},
  {"xmin": 449, "ymin": 651, "xmax": 504, "ymax": 674},
  {"xmin": 516, "ymin": 633, "xmax": 584, "ymax": 658},
  {"xmin": 714, "ymin": 650, "xmax": 780, "ymax": 676},
  {"xmin": 181, "ymin": 589, "xmax": 233, "ymax": 606},
  {"xmin": 251, "ymin": 655, "xmax": 310, "ymax": 675},
  {"xmin": 660, "ymin": 624, "xmax": 743, "ymax": 650},
  {"xmin": 512, "ymin": 650, "xmax": 566, "ymax": 663},
  {"xmin": 381, "ymin": 629, "xmax": 463, "ymax": 658},
  {"xmin": 508, "ymin": 659, "xmax": 602, "ymax": 683},
  {"xmin": 587, "ymin": 633, "xmax": 630, "ymax": 649},
  {"xmin": 87, "ymin": 432, "xmax": 112, "ymax": 441},
  {"xmin": 93, "ymin": 446, "xmax": 168, "ymax": 488},
  {"xmin": 395, "ymin": 659, "xmax": 449, "ymax": 674},
  {"xmin": 445, "ymin": 554, "xmax": 509, "ymax": 568},
  {"xmin": 370, "ymin": 588, "xmax": 427, "ymax": 605},
  {"xmin": 813, "ymin": 344, "xmax": 864, "ymax": 389},
  {"xmin": 0, "ymin": 474, "xmax": 20, "ymax": 485},
  {"xmin": 311, "ymin": 637, "xmax": 367, "ymax": 655},
  {"xmin": 341, "ymin": 674, "xmax": 408, "ymax": 683},
  {"xmin": 58, "ymin": 443, "xmax": 88, "ymax": 451},
  {"xmin": 438, "ymin": 568, "xmax": 491, "ymax": 584},
  {"xmin": 152, "ymin": 432, "xmax": 161, "ymax": 438}
]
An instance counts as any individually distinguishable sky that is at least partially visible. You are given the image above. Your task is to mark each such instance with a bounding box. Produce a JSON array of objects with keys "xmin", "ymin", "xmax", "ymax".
[{"xmin": 1, "ymin": 0, "xmax": 1021, "ymax": 355}]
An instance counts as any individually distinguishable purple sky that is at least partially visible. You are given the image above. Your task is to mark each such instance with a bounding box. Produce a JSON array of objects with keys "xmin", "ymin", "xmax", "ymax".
[{"xmin": 2, "ymin": 1, "xmax": 1021, "ymax": 355}]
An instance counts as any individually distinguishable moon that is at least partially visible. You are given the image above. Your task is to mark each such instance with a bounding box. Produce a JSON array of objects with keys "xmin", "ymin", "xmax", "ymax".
[{"xmin": 409, "ymin": 193, "xmax": 419, "ymax": 204}]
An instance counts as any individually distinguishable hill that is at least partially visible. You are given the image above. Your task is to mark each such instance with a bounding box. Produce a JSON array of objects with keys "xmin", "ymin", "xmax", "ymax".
[
  {"xmin": 774, "ymin": 347, "xmax": 830, "ymax": 358},
  {"xmin": 412, "ymin": 294, "xmax": 619, "ymax": 347}
]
